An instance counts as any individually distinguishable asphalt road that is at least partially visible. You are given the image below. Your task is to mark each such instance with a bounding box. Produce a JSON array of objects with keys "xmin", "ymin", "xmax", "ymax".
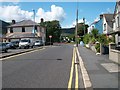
[{"xmin": 2, "ymin": 44, "xmax": 74, "ymax": 88}]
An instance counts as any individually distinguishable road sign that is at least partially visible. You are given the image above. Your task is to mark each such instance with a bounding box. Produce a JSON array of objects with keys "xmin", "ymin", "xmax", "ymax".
[{"xmin": 49, "ymin": 35, "xmax": 52, "ymax": 38}]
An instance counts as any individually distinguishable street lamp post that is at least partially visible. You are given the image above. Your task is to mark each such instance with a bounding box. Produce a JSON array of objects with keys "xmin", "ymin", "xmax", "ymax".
[{"xmin": 32, "ymin": 9, "xmax": 35, "ymax": 34}]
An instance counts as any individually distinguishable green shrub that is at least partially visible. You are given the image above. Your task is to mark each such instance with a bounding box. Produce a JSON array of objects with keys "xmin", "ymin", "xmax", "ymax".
[
  {"xmin": 95, "ymin": 43, "xmax": 100, "ymax": 53},
  {"xmin": 83, "ymin": 34, "xmax": 90, "ymax": 44}
]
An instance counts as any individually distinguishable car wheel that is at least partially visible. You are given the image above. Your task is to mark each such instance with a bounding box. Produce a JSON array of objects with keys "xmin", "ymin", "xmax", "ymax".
[
  {"xmin": 27, "ymin": 46, "xmax": 29, "ymax": 49},
  {"xmin": 4, "ymin": 49, "xmax": 8, "ymax": 53}
]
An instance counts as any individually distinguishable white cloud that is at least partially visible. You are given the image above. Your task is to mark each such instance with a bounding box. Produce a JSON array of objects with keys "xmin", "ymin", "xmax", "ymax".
[
  {"xmin": 0, "ymin": 5, "xmax": 33, "ymax": 22},
  {"xmin": 35, "ymin": 5, "xmax": 66, "ymax": 22},
  {"xmin": 0, "ymin": 5, "xmax": 66, "ymax": 23}
]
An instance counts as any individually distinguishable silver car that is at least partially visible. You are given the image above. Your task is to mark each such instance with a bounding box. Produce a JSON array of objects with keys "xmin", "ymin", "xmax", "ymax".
[{"xmin": 0, "ymin": 42, "xmax": 8, "ymax": 53}]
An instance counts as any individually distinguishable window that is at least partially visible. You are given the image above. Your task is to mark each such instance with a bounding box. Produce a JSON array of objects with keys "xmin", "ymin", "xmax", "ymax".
[
  {"xmin": 10, "ymin": 27, "xmax": 13, "ymax": 33},
  {"xmin": 118, "ymin": 33, "xmax": 120, "ymax": 44},
  {"xmin": 22, "ymin": 27, "xmax": 25, "ymax": 32},
  {"xmin": 117, "ymin": 17, "xmax": 119, "ymax": 28},
  {"xmin": 104, "ymin": 23, "xmax": 106, "ymax": 31}
]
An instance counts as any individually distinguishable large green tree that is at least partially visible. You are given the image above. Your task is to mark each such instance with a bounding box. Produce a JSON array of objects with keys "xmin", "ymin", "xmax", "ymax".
[
  {"xmin": 40, "ymin": 20, "xmax": 61, "ymax": 43},
  {"xmin": 77, "ymin": 23, "xmax": 89, "ymax": 36}
]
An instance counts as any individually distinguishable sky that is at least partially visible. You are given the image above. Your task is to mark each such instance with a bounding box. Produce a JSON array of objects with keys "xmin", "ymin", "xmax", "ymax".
[{"xmin": 0, "ymin": 1, "xmax": 116, "ymax": 28}]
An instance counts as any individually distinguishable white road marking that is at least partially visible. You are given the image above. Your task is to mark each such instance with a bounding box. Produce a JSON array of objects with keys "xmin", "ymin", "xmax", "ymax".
[{"xmin": 0, "ymin": 48, "xmax": 45, "ymax": 61}]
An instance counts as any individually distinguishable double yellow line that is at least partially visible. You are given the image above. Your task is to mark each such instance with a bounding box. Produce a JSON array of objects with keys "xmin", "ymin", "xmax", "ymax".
[{"xmin": 68, "ymin": 47, "xmax": 79, "ymax": 90}]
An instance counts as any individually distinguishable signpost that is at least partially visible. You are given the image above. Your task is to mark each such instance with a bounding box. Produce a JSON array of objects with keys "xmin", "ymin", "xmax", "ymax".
[{"xmin": 49, "ymin": 35, "xmax": 52, "ymax": 46}]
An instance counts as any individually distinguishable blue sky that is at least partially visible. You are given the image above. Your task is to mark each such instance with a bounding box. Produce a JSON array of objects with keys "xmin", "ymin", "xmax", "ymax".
[{"xmin": 1, "ymin": 2, "xmax": 116, "ymax": 28}]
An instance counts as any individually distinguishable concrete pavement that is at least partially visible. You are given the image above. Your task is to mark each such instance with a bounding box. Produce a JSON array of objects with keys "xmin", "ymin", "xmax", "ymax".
[{"xmin": 78, "ymin": 46, "xmax": 120, "ymax": 89}]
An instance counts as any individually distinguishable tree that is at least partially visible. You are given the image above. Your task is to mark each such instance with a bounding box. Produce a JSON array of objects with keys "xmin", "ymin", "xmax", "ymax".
[
  {"xmin": 40, "ymin": 20, "xmax": 61, "ymax": 43},
  {"xmin": 91, "ymin": 29, "xmax": 99, "ymax": 39},
  {"xmin": 77, "ymin": 23, "xmax": 89, "ymax": 36}
]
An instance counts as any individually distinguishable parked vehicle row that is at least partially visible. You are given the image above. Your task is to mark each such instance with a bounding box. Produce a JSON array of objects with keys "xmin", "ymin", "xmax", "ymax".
[
  {"xmin": 0, "ymin": 42, "xmax": 8, "ymax": 53},
  {"xmin": 6, "ymin": 41, "xmax": 19, "ymax": 49},
  {"xmin": 0, "ymin": 39, "xmax": 44, "ymax": 53}
]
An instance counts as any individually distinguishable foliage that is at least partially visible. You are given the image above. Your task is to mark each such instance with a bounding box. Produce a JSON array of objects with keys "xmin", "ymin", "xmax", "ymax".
[
  {"xmin": 83, "ymin": 34, "xmax": 90, "ymax": 44},
  {"xmin": 67, "ymin": 34, "xmax": 75, "ymax": 41},
  {"xmin": 98, "ymin": 34, "xmax": 108, "ymax": 45},
  {"xmin": 95, "ymin": 43, "xmax": 100, "ymax": 53},
  {"xmin": 108, "ymin": 35, "xmax": 115, "ymax": 43},
  {"xmin": 77, "ymin": 23, "xmax": 89, "ymax": 36},
  {"xmin": 91, "ymin": 29, "xmax": 99, "ymax": 38},
  {"xmin": 83, "ymin": 29, "xmax": 100, "ymax": 44},
  {"xmin": 40, "ymin": 20, "xmax": 61, "ymax": 43},
  {"xmin": 91, "ymin": 37, "xmax": 96, "ymax": 44}
]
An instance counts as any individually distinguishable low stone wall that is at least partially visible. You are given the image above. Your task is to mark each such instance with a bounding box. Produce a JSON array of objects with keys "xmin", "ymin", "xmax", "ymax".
[{"xmin": 109, "ymin": 44, "xmax": 120, "ymax": 64}]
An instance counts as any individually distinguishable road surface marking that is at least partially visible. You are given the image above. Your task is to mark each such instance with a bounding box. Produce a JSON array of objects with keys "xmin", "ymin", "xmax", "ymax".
[
  {"xmin": 76, "ymin": 47, "xmax": 93, "ymax": 90},
  {"xmin": 75, "ymin": 48, "xmax": 79, "ymax": 90},
  {"xmin": 68, "ymin": 48, "xmax": 75, "ymax": 90},
  {"xmin": 0, "ymin": 48, "xmax": 45, "ymax": 61}
]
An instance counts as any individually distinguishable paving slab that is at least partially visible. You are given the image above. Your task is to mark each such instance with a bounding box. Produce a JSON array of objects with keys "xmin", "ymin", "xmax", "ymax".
[{"xmin": 78, "ymin": 46, "xmax": 120, "ymax": 89}]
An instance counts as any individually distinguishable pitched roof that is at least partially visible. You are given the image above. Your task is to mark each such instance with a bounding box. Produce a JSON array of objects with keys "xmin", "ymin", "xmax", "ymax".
[
  {"xmin": 6, "ymin": 32, "xmax": 37, "ymax": 38},
  {"xmin": 8, "ymin": 20, "xmax": 39, "ymax": 27},
  {"xmin": 103, "ymin": 14, "xmax": 114, "ymax": 28}
]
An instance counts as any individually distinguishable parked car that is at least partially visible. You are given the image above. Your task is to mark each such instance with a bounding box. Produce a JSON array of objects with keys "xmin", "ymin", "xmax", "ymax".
[
  {"xmin": 19, "ymin": 39, "xmax": 34, "ymax": 49},
  {"xmin": 6, "ymin": 41, "xmax": 19, "ymax": 49},
  {"xmin": 0, "ymin": 42, "xmax": 8, "ymax": 53},
  {"xmin": 34, "ymin": 40, "xmax": 43, "ymax": 47},
  {"xmin": 3, "ymin": 42, "xmax": 10, "ymax": 49}
]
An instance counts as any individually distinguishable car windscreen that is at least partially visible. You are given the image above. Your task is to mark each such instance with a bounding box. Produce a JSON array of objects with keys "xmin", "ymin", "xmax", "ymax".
[{"xmin": 20, "ymin": 40, "xmax": 29, "ymax": 42}]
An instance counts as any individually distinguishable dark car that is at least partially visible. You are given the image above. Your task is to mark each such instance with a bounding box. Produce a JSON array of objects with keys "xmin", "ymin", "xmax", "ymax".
[
  {"xmin": 0, "ymin": 42, "xmax": 8, "ymax": 53},
  {"xmin": 6, "ymin": 41, "xmax": 19, "ymax": 49}
]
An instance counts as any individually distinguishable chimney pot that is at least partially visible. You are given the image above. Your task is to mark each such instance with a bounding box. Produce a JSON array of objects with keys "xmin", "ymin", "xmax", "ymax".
[
  {"xmin": 12, "ymin": 20, "xmax": 16, "ymax": 24},
  {"xmin": 41, "ymin": 18, "xmax": 44, "ymax": 23}
]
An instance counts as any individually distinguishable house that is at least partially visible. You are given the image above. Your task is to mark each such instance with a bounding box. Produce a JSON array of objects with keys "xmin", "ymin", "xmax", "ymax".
[
  {"xmin": 112, "ymin": 1, "xmax": 120, "ymax": 46},
  {"xmin": 109, "ymin": 1, "xmax": 120, "ymax": 64},
  {"xmin": 88, "ymin": 14, "xmax": 113, "ymax": 34},
  {"xmin": 5, "ymin": 19, "xmax": 46, "ymax": 44},
  {"xmin": 0, "ymin": 20, "xmax": 10, "ymax": 35},
  {"xmin": 101, "ymin": 14, "xmax": 114, "ymax": 34},
  {"xmin": 88, "ymin": 15, "xmax": 103, "ymax": 34},
  {"xmin": 0, "ymin": 20, "xmax": 10, "ymax": 42}
]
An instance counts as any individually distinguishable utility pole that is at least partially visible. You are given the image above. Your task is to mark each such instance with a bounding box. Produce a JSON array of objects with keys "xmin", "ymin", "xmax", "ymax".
[
  {"xmin": 75, "ymin": 3, "xmax": 78, "ymax": 47},
  {"xmin": 83, "ymin": 17, "xmax": 85, "ymax": 35}
]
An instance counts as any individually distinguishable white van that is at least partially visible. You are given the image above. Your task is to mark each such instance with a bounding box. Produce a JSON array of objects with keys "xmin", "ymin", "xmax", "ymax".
[{"xmin": 19, "ymin": 39, "xmax": 34, "ymax": 49}]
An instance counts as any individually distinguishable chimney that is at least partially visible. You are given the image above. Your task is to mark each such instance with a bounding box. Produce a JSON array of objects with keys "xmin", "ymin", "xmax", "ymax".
[
  {"xmin": 12, "ymin": 20, "xmax": 16, "ymax": 24},
  {"xmin": 40, "ymin": 18, "xmax": 44, "ymax": 23},
  {"xmin": 100, "ymin": 15, "xmax": 103, "ymax": 19}
]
